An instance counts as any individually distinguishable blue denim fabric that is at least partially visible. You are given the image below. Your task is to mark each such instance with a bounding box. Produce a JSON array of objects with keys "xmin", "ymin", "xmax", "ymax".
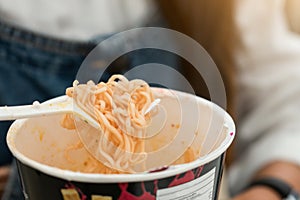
[
  {"xmin": 0, "ymin": 22, "xmax": 95, "ymax": 165},
  {"xmin": 0, "ymin": 22, "xmax": 96, "ymax": 200}
]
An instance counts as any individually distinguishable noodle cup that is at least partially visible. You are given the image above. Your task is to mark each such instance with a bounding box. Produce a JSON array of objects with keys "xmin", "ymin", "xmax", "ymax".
[{"xmin": 6, "ymin": 88, "xmax": 235, "ymax": 200}]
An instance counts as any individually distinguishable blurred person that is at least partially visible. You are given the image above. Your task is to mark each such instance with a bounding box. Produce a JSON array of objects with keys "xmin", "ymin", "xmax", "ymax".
[
  {"xmin": 159, "ymin": 0, "xmax": 300, "ymax": 199},
  {"xmin": 231, "ymin": 0, "xmax": 300, "ymax": 199}
]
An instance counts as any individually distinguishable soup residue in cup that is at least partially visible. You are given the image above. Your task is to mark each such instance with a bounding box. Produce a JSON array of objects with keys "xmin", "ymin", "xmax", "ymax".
[{"xmin": 60, "ymin": 75, "xmax": 198, "ymax": 173}]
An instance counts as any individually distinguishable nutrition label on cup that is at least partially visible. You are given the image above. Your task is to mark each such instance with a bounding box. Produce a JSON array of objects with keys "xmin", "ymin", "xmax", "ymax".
[{"xmin": 156, "ymin": 168, "xmax": 216, "ymax": 200}]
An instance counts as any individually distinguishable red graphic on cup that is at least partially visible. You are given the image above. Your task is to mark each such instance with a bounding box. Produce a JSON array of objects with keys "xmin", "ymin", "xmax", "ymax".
[
  {"xmin": 118, "ymin": 182, "xmax": 156, "ymax": 200},
  {"xmin": 168, "ymin": 165, "xmax": 204, "ymax": 187}
]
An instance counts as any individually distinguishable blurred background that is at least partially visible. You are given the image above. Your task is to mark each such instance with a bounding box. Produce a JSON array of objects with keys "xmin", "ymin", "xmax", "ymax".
[{"xmin": 1, "ymin": 0, "xmax": 300, "ymax": 199}]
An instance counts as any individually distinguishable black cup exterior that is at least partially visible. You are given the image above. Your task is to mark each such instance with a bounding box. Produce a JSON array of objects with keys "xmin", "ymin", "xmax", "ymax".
[{"xmin": 16, "ymin": 153, "xmax": 225, "ymax": 200}]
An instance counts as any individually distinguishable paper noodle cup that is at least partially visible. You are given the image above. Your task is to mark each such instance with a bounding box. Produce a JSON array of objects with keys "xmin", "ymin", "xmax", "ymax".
[{"xmin": 6, "ymin": 88, "xmax": 235, "ymax": 200}]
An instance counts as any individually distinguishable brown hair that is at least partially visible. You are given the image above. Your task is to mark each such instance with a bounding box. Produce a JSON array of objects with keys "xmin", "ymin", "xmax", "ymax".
[
  {"xmin": 285, "ymin": 0, "xmax": 300, "ymax": 33},
  {"xmin": 156, "ymin": 0, "xmax": 238, "ymax": 164}
]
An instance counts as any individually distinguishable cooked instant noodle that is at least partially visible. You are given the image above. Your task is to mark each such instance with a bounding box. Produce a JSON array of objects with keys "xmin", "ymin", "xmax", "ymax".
[
  {"xmin": 61, "ymin": 75, "xmax": 197, "ymax": 174},
  {"xmin": 62, "ymin": 75, "xmax": 155, "ymax": 173}
]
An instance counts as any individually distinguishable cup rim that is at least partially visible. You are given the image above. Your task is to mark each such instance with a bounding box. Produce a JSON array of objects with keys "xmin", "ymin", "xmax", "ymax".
[{"xmin": 6, "ymin": 89, "xmax": 235, "ymax": 183}]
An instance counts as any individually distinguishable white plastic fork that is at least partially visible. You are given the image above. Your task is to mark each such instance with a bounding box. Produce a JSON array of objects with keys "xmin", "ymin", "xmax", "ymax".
[
  {"xmin": 0, "ymin": 96, "xmax": 101, "ymax": 129},
  {"xmin": 0, "ymin": 96, "xmax": 160, "ymax": 130}
]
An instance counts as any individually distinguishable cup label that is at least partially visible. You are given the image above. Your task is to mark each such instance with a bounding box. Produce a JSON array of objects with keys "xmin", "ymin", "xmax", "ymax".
[{"xmin": 156, "ymin": 167, "xmax": 215, "ymax": 200}]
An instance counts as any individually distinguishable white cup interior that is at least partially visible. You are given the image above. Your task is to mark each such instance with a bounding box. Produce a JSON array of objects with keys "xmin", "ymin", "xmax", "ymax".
[{"xmin": 7, "ymin": 88, "xmax": 235, "ymax": 180}]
